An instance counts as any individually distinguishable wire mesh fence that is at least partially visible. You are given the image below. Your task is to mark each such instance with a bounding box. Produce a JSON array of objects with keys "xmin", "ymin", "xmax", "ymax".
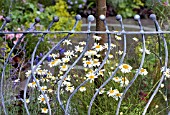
[{"xmin": 0, "ymin": 14, "xmax": 169, "ymax": 115}]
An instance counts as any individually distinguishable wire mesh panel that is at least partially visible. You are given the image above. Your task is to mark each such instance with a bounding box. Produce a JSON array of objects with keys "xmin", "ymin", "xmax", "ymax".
[{"xmin": 0, "ymin": 14, "xmax": 169, "ymax": 115}]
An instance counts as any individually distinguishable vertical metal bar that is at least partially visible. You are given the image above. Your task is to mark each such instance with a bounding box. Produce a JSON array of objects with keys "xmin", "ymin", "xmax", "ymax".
[
  {"xmin": 143, "ymin": 14, "xmax": 168, "ymax": 115},
  {"xmin": 116, "ymin": 15, "xmax": 146, "ymax": 115},
  {"xmin": 0, "ymin": 18, "xmax": 39, "ymax": 115}
]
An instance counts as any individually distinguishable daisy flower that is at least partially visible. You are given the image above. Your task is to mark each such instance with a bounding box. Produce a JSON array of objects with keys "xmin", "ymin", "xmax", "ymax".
[
  {"xmin": 49, "ymin": 53, "xmax": 59, "ymax": 59},
  {"xmin": 139, "ymin": 48, "xmax": 151, "ymax": 54},
  {"xmin": 63, "ymin": 39, "xmax": 72, "ymax": 45},
  {"xmin": 164, "ymin": 68, "xmax": 170, "ymax": 78},
  {"xmin": 112, "ymin": 76, "xmax": 121, "ymax": 82},
  {"xmin": 79, "ymin": 41, "xmax": 86, "ymax": 45},
  {"xmin": 93, "ymin": 59, "xmax": 101, "ymax": 67},
  {"xmin": 40, "ymin": 86, "xmax": 47, "ymax": 92},
  {"xmin": 92, "ymin": 43, "xmax": 104, "ymax": 52},
  {"xmin": 116, "ymin": 50, "xmax": 123, "ymax": 55},
  {"xmin": 64, "ymin": 50, "xmax": 74, "ymax": 58},
  {"xmin": 86, "ymin": 73, "xmax": 98, "ymax": 83},
  {"xmin": 65, "ymin": 86, "xmax": 74, "ymax": 93},
  {"xmin": 48, "ymin": 89, "xmax": 53, "ymax": 93},
  {"xmin": 120, "ymin": 77, "xmax": 129, "ymax": 87},
  {"xmin": 83, "ymin": 59, "xmax": 94, "ymax": 68},
  {"xmin": 114, "ymin": 92, "xmax": 123, "ymax": 100},
  {"xmin": 93, "ymin": 35, "xmax": 101, "ymax": 41},
  {"xmin": 38, "ymin": 94, "xmax": 49, "ymax": 104},
  {"xmin": 48, "ymin": 59, "xmax": 62, "ymax": 67},
  {"xmin": 119, "ymin": 64, "xmax": 132, "ymax": 73},
  {"xmin": 62, "ymin": 57, "xmax": 70, "ymax": 63},
  {"xmin": 60, "ymin": 64, "xmax": 68, "ymax": 71},
  {"xmin": 84, "ymin": 50, "xmax": 97, "ymax": 58},
  {"xmin": 41, "ymin": 107, "xmax": 48, "ymax": 113},
  {"xmin": 28, "ymin": 79, "xmax": 39, "ymax": 88},
  {"xmin": 132, "ymin": 37, "xmax": 139, "ymax": 42},
  {"xmin": 107, "ymin": 87, "xmax": 119, "ymax": 97},
  {"xmin": 115, "ymin": 35, "xmax": 122, "ymax": 40},
  {"xmin": 96, "ymin": 88, "xmax": 105, "ymax": 95},
  {"xmin": 75, "ymin": 45, "xmax": 84, "ymax": 52},
  {"xmin": 79, "ymin": 87, "xmax": 86, "ymax": 92},
  {"xmin": 138, "ymin": 68, "xmax": 148, "ymax": 76}
]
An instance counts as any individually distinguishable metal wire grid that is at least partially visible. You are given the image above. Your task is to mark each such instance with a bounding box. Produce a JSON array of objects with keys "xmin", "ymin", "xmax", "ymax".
[{"xmin": 0, "ymin": 14, "xmax": 169, "ymax": 115}]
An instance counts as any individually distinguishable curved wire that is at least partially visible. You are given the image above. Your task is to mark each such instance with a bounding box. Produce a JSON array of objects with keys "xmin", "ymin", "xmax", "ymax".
[
  {"xmin": 0, "ymin": 21, "xmax": 37, "ymax": 115},
  {"xmin": 116, "ymin": 15, "xmax": 146, "ymax": 115},
  {"xmin": 88, "ymin": 15, "xmax": 127, "ymax": 115},
  {"xmin": 23, "ymin": 15, "xmax": 81, "ymax": 115},
  {"xmin": 23, "ymin": 19, "xmax": 56, "ymax": 115},
  {"xmin": 143, "ymin": 15, "xmax": 168, "ymax": 115}
]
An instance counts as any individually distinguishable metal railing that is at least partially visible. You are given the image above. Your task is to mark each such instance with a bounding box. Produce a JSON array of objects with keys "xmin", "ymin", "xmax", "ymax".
[{"xmin": 0, "ymin": 14, "xmax": 169, "ymax": 115}]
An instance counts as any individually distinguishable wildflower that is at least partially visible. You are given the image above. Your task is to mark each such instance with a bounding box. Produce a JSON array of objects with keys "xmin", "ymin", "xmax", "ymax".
[
  {"xmin": 115, "ymin": 92, "xmax": 123, "ymax": 100},
  {"xmin": 25, "ymin": 70, "xmax": 32, "ymax": 77},
  {"xmin": 6, "ymin": 32, "xmax": 15, "ymax": 40},
  {"xmin": 115, "ymin": 35, "xmax": 122, "ymax": 40},
  {"xmin": 40, "ymin": 78, "xmax": 50, "ymax": 83},
  {"xmin": 49, "ymin": 53, "xmax": 59, "ymax": 59},
  {"xmin": 92, "ymin": 43, "xmax": 104, "ymax": 52},
  {"xmin": 62, "ymin": 80, "xmax": 72, "ymax": 87},
  {"xmin": 164, "ymin": 68, "xmax": 170, "ymax": 78},
  {"xmin": 112, "ymin": 76, "xmax": 121, "ymax": 82},
  {"xmin": 75, "ymin": 45, "xmax": 84, "ymax": 52},
  {"xmin": 38, "ymin": 94, "xmax": 49, "ymax": 104},
  {"xmin": 138, "ymin": 68, "xmax": 148, "ymax": 76},
  {"xmin": 83, "ymin": 59, "xmax": 94, "ymax": 68},
  {"xmin": 40, "ymin": 86, "xmax": 47, "ymax": 92},
  {"xmin": 116, "ymin": 50, "xmax": 123, "ymax": 55},
  {"xmin": 41, "ymin": 107, "xmax": 48, "ymax": 113},
  {"xmin": 63, "ymin": 39, "xmax": 72, "ymax": 45},
  {"xmin": 60, "ymin": 64, "xmax": 68, "ymax": 71},
  {"xmin": 93, "ymin": 59, "xmax": 101, "ymax": 67},
  {"xmin": 79, "ymin": 41, "xmax": 86, "ymax": 45},
  {"xmin": 37, "ymin": 69, "xmax": 48, "ymax": 76},
  {"xmin": 28, "ymin": 79, "xmax": 39, "ymax": 88},
  {"xmin": 109, "ymin": 54, "xmax": 113, "ymax": 59},
  {"xmin": 98, "ymin": 69, "xmax": 105, "ymax": 76},
  {"xmin": 139, "ymin": 48, "xmax": 151, "ymax": 54},
  {"xmin": 107, "ymin": 87, "xmax": 119, "ymax": 97},
  {"xmin": 48, "ymin": 59, "xmax": 62, "ymax": 67},
  {"xmin": 84, "ymin": 50, "xmax": 97, "ymax": 58},
  {"xmin": 132, "ymin": 37, "xmax": 139, "ymax": 42},
  {"xmin": 86, "ymin": 73, "xmax": 98, "ymax": 83},
  {"xmin": 79, "ymin": 87, "xmax": 86, "ymax": 92},
  {"xmin": 93, "ymin": 35, "xmax": 101, "ymax": 41},
  {"xmin": 62, "ymin": 57, "xmax": 70, "ymax": 63},
  {"xmin": 120, "ymin": 77, "xmax": 129, "ymax": 87},
  {"xmin": 119, "ymin": 64, "xmax": 132, "ymax": 73},
  {"xmin": 26, "ymin": 98, "xmax": 30, "ymax": 103},
  {"xmin": 65, "ymin": 86, "xmax": 74, "ymax": 93},
  {"xmin": 96, "ymin": 88, "xmax": 105, "ymax": 95},
  {"xmin": 161, "ymin": 84, "xmax": 164, "ymax": 88},
  {"xmin": 64, "ymin": 50, "xmax": 74, "ymax": 58},
  {"xmin": 155, "ymin": 105, "xmax": 159, "ymax": 109},
  {"xmin": 48, "ymin": 89, "xmax": 53, "ymax": 93}
]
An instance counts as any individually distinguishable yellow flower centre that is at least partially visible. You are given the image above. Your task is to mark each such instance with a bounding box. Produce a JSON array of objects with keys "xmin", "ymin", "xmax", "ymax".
[
  {"xmin": 32, "ymin": 81, "xmax": 36, "ymax": 85},
  {"xmin": 140, "ymin": 68, "xmax": 145, "ymax": 73},
  {"xmin": 123, "ymin": 64, "xmax": 129, "ymax": 69},
  {"xmin": 86, "ymin": 61, "xmax": 91, "ymax": 65},
  {"xmin": 110, "ymin": 90, "xmax": 114, "ymax": 94},
  {"xmin": 42, "ymin": 108, "xmax": 47, "ymax": 111},
  {"xmin": 62, "ymin": 65, "xmax": 66, "ymax": 69},
  {"xmin": 96, "ymin": 45, "xmax": 100, "ymax": 48},
  {"xmin": 41, "ymin": 97, "xmax": 45, "ymax": 101},
  {"xmin": 89, "ymin": 75, "xmax": 94, "ymax": 79}
]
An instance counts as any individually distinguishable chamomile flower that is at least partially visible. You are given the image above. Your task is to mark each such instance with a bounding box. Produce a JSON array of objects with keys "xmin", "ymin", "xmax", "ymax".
[
  {"xmin": 40, "ymin": 86, "xmax": 47, "ymax": 92},
  {"xmin": 112, "ymin": 76, "xmax": 121, "ymax": 82},
  {"xmin": 139, "ymin": 48, "xmax": 151, "ymax": 54},
  {"xmin": 65, "ymin": 86, "xmax": 74, "ymax": 93},
  {"xmin": 60, "ymin": 64, "xmax": 68, "ymax": 71},
  {"xmin": 79, "ymin": 41, "xmax": 86, "ymax": 45},
  {"xmin": 92, "ymin": 43, "xmax": 104, "ymax": 52},
  {"xmin": 79, "ymin": 87, "xmax": 86, "ymax": 92},
  {"xmin": 64, "ymin": 50, "xmax": 74, "ymax": 58},
  {"xmin": 93, "ymin": 59, "xmax": 101, "ymax": 67},
  {"xmin": 83, "ymin": 59, "xmax": 94, "ymax": 68},
  {"xmin": 86, "ymin": 73, "xmax": 98, "ymax": 83},
  {"xmin": 132, "ymin": 37, "xmax": 139, "ymax": 42},
  {"xmin": 96, "ymin": 88, "xmax": 105, "ymax": 95},
  {"xmin": 49, "ymin": 53, "xmax": 59, "ymax": 59},
  {"xmin": 84, "ymin": 50, "xmax": 97, "ymax": 58},
  {"xmin": 48, "ymin": 59, "xmax": 62, "ymax": 67},
  {"xmin": 26, "ymin": 98, "xmax": 30, "ymax": 103},
  {"xmin": 116, "ymin": 50, "xmax": 123, "ymax": 55},
  {"xmin": 107, "ymin": 87, "xmax": 119, "ymax": 97},
  {"xmin": 25, "ymin": 70, "xmax": 32, "ymax": 77},
  {"xmin": 37, "ymin": 69, "xmax": 48, "ymax": 76},
  {"xmin": 48, "ymin": 89, "xmax": 53, "ymax": 93},
  {"xmin": 63, "ymin": 39, "xmax": 72, "ymax": 45},
  {"xmin": 119, "ymin": 64, "xmax": 132, "ymax": 73},
  {"xmin": 114, "ymin": 92, "xmax": 123, "ymax": 100},
  {"xmin": 138, "ymin": 68, "xmax": 148, "ymax": 76},
  {"xmin": 28, "ymin": 79, "xmax": 39, "ymax": 88},
  {"xmin": 115, "ymin": 35, "xmax": 122, "ymax": 40},
  {"xmin": 62, "ymin": 57, "xmax": 70, "ymax": 63},
  {"xmin": 120, "ymin": 77, "xmax": 129, "ymax": 87},
  {"xmin": 109, "ymin": 54, "xmax": 113, "ymax": 59},
  {"xmin": 41, "ymin": 107, "xmax": 48, "ymax": 113},
  {"xmin": 93, "ymin": 35, "xmax": 101, "ymax": 41},
  {"xmin": 38, "ymin": 94, "xmax": 49, "ymax": 104},
  {"xmin": 98, "ymin": 69, "xmax": 105, "ymax": 76},
  {"xmin": 164, "ymin": 68, "xmax": 170, "ymax": 78},
  {"xmin": 104, "ymin": 43, "xmax": 116, "ymax": 50},
  {"xmin": 75, "ymin": 45, "xmax": 84, "ymax": 52}
]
